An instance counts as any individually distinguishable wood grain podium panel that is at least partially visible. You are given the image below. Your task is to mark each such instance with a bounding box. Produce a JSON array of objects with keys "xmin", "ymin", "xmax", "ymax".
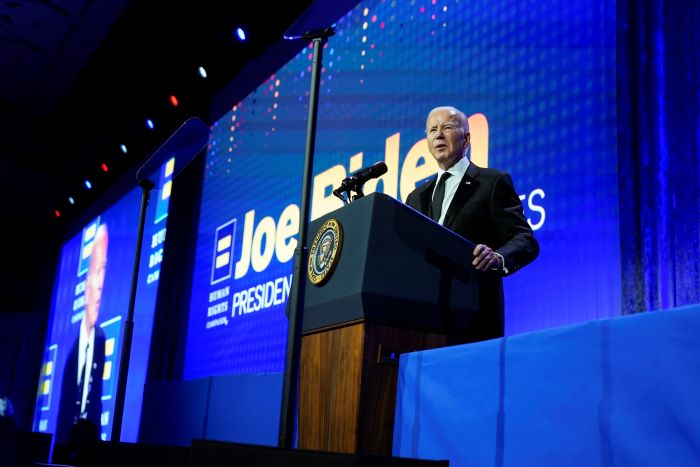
[
  {"xmin": 299, "ymin": 323, "xmax": 364, "ymax": 452},
  {"xmin": 299, "ymin": 322, "xmax": 446, "ymax": 455}
]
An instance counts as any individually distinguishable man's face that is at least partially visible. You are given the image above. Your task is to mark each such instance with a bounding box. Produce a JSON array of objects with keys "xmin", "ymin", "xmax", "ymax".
[
  {"xmin": 425, "ymin": 108, "xmax": 469, "ymax": 170},
  {"xmin": 85, "ymin": 229, "xmax": 107, "ymax": 330}
]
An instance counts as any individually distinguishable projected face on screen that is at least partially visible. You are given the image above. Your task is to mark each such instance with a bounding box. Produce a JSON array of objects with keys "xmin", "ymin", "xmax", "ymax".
[
  {"xmin": 85, "ymin": 225, "xmax": 108, "ymax": 334},
  {"xmin": 184, "ymin": 0, "xmax": 620, "ymax": 379}
]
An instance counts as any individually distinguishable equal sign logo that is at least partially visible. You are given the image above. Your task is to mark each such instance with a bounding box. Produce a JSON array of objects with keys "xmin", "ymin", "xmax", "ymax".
[
  {"xmin": 77, "ymin": 219, "xmax": 100, "ymax": 277},
  {"xmin": 38, "ymin": 344, "xmax": 58, "ymax": 413},
  {"xmin": 211, "ymin": 219, "xmax": 237, "ymax": 285}
]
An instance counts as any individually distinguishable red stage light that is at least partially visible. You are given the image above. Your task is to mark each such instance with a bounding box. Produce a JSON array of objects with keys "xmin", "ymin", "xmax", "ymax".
[
  {"xmin": 55, "ymin": 210, "xmax": 61, "ymax": 218},
  {"xmin": 170, "ymin": 95, "xmax": 179, "ymax": 107},
  {"xmin": 101, "ymin": 163, "xmax": 109, "ymax": 172}
]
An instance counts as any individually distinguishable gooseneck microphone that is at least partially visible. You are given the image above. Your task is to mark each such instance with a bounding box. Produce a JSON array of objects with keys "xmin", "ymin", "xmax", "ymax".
[
  {"xmin": 333, "ymin": 161, "xmax": 388, "ymax": 204},
  {"xmin": 351, "ymin": 161, "xmax": 388, "ymax": 184}
]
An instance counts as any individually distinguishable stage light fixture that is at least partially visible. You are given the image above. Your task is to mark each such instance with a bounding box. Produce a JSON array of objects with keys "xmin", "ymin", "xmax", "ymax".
[
  {"xmin": 120, "ymin": 144, "xmax": 128, "ymax": 154},
  {"xmin": 101, "ymin": 163, "xmax": 109, "ymax": 173},
  {"xmin": 85, "ymin": 180, "xmax": 92, "ymax": 190},
  {"xmin": 68, "ymin": 197, "xmax": 75, "ymax": 205},
  {"xmin": 198, "ymin": 66, "xmax": 208, "ymax": 78},
  {"xmin": 170, "ymin": 95, "xmax": 179, "ymax": 107},
  {"xmin": 146, "ymin": 118, "xmax": 155, "ymax": 130},
  {"xmin": 55, "ymin": 210, "xmax": 61, "ymax": 218},
  {"xmin": 236, "ymin": 27, "xmax": 247, "ymax": 41}
]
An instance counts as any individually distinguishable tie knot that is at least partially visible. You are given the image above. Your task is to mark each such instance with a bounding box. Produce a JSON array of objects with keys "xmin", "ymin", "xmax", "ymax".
[{"xmin": 438, "ymin": 172, "xmax": 451, "ymax": 184}]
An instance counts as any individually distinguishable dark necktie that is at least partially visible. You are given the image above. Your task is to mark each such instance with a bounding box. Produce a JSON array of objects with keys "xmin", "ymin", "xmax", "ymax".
[
  {"xmin": 79, "ymin": 342, "xmax": 90, "ymax": 387},
  {"xmin": 431, "ymin": 172, "xmax": 451, "ymax": 222}
]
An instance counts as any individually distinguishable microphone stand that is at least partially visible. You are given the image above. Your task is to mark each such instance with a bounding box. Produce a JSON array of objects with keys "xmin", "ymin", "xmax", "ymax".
[{"xmin": 332, "ymin": 177, "xmax": 365, "ymax": 205}]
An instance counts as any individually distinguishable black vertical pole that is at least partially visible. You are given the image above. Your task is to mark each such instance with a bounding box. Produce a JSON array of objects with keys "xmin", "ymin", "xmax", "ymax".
[
  {"xmin": 111, "ymin": 178, "xmax": 155, "ymax": 442},
  {"xmin": 278, "ymin": 35, "xmax": 327, "ymax": 449}
]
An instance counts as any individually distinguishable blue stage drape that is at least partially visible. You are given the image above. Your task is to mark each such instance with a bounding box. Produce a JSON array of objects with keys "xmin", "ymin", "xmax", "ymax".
[
  {"xmin": 617, "ymin": 0, "xmax": 700, "ymax": 314},
  {"xmin": 0, "ymin": 312, "xmax": 45, "ymax": 431}
]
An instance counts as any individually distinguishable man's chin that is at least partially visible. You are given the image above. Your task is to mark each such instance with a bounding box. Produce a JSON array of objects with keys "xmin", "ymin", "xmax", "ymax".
[
  {"xmin": 84, "ymin": 311, "xmax": 99, "ymax": 328},
  {"xmin": 435, "ymin": 154, "xmax": 458, "ymax": 167}
]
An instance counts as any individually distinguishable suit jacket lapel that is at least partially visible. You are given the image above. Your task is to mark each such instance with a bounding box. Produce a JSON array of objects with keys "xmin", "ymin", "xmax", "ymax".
[
  {"xmin": 418, "ymin": 176, "xmax": 437, "ymax": 216},
  {"xmin": 443, "ymin": 162, "xmax": 480, "ymax": 229}
]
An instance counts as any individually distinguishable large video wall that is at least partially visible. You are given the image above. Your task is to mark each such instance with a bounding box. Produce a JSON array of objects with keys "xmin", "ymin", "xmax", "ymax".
[
  {"xmin": 33, "ymin": 159, "xmax": 175, "ymax": 442},
  {"xmin": 184, "ymin": 0, "xmax": 619, "ymax": 379}
]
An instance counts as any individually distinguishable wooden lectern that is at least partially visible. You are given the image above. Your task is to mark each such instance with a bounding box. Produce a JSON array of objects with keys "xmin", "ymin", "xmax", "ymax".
[{"xmin": 298, "ymin": 193, "xmax": 479, "ymax": 455}]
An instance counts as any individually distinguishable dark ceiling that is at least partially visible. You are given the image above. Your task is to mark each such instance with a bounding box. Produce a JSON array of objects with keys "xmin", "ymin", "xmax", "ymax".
[{"xmin": 0, "ymin": 0, "xmax": 316, "ymax": 311}]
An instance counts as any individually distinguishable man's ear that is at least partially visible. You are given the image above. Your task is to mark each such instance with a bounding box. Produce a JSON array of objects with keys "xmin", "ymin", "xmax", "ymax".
[{"xmin": 465, "ymin": 132, "xmax": 471, "ymax": 148}]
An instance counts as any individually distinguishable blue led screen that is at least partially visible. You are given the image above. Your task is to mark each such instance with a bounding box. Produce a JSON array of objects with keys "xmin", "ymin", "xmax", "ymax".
[
  {"xmin": 184, "ymin": 0, "xmax": 619, "ymax": 379},
  {"xmin": 33, "ymin": 159, "xmax": 176, "ymax": 442}
]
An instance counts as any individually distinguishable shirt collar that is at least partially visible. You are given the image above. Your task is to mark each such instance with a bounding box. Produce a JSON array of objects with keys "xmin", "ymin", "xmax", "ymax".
[
  {"xmin": 79, "ymin": 319, "xmax": 95, "ymax": 351},
  {"xmin": 436, "ymin": 151, "xmax": 470, "ymax": 182}
]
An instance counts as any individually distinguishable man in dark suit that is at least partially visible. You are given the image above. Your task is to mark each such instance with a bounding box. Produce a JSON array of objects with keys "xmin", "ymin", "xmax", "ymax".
[
  {"xmin": 56, "ymin": 224, "xmax": 108, "ymax": 444},
  {"xmin": 406, "ymin": 106, "xmax": 539, "ymax": 342}
]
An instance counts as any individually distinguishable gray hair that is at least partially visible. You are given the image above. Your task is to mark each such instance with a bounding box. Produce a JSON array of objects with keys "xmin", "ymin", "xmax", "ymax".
[{"xmin": 428, "ymin": 106, "xmax": 469, "ymax": 133}]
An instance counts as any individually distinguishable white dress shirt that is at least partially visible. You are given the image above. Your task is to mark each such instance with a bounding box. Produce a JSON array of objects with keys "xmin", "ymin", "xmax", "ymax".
[{"xmin": 77, "ymin": 322, "xmax": 96, "ymax": 416}]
